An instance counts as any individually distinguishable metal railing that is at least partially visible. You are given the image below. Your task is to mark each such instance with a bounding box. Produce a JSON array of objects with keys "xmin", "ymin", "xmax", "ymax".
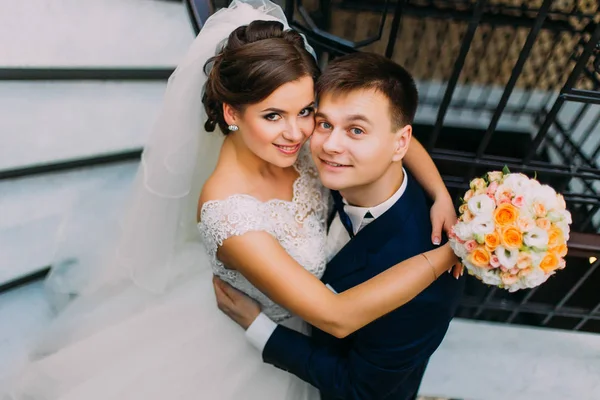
[{"xmin": 282, "ymin": 0, "xmax": 600, "ymax": 333}]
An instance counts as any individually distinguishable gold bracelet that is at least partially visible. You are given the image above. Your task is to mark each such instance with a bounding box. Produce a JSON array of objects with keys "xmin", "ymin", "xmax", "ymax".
[{"xmin": 421, "ymin": 253, "xmax": 438, "ymax": 280}]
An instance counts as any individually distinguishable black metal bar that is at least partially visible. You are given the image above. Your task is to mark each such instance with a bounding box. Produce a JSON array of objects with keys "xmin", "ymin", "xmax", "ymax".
[
  {"xmin": 506, "ymin": 287, "xmax": 541, "ymax": 324},
  {"xmin": 429, "ymin": 149, "xmax": 600, "ymax": 179},
  {"xmin": 384, "ymin": 0, "xmax": 407, "ymax": 59},
  {"xmin": 576, "ymin": 109, "xmax": 600, "ymax": 155},
  {"xmin": 541, "ymin": 113, "xmax": 598, "ymax": 170},
  {"xmin": 460, "ymin": 297, "xmax": 600, "ymax": 320},
  {"xmin": 515, "ymin": 32, "xmax": 562, "ymax": 113},
  {"xmin": 473, "ymin": 29, "xmax": 518, "ymax": 112},
  {"xmin": 338, "ymin": 1, "xmax": 588, "ymax": 33},
  {"xmin": 0, "ymin": 149, "xmax": 142, "ymax": 181},
  {"xmin": 0, "ymin": 267, "xmax": 50, "ymax": 294},
  {"xmin": 524, "ymin": 24, "xmax": 600, "ymax": 164},
  {"xmin": 427, "ymin": 0, "xmax": 487, "ymax": 150},
  {"xmin": 455, "ymin": 25, "xmax": 495, "ymax": 111},
  {"xmin": 541, "ymin": 258, "xmax": 600, "ymax": 326},
  {"xmin": 0, "ymin": 67, "xmax": 174, "ymax": 81},
  {"xmin": 562, "ymin": 92, "xmax": 600, "ymax": 105},
  {"xmin": 473, "ymin": 287, "xmax": 497, "ymax": 318},
  {"xmin": 475, "ymin": 0, "xmax": 553, "ymax": 158},
  {"xmin": 284, "ymin": 0, "xmax": 294, "ymax": 21},
  {"xmin": 570, "ymin": 103, "xmax": 592, "ymax": 134},
  {"xmin": 574, "ymin": 302, "xmax": 600, "ymax": 331}
]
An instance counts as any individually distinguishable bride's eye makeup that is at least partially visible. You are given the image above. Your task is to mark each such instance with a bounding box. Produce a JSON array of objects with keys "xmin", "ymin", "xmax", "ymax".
[
  {"xmin": 298, "ymin": 107, "xmax": 315, "ymax": 117},
  {"xmin": 264, "ymin": 113, "xmax": 282, "ymax": 121}
]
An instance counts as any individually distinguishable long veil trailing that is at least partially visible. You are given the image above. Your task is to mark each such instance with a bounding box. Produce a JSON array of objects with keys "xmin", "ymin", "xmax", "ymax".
[
  {"xmin": 44, "ymin": 0, "xmax": 316, "ymax": 306},
  {"xmin": 4, "ymin": 2, "xmax": 322, "ymax": 398}
]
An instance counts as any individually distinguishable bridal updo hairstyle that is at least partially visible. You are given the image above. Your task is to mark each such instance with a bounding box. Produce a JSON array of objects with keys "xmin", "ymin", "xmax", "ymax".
[{"xmin": 202, "ymin": 20, "xmax": 320, "ymax": 134}]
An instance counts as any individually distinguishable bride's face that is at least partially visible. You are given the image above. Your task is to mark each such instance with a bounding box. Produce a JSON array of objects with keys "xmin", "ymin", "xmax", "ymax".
[{"xmin": 226, "ymin": 76, "xmax": 316, "ymax": 168}]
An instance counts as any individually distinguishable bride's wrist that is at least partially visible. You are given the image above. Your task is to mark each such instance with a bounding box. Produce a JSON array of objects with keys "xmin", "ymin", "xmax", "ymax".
[{"xmin": 425, "ymin": 245, "xmax": 455, "ymax": 277}]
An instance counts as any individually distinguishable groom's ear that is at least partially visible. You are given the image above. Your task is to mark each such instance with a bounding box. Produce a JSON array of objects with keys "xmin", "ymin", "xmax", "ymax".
[
  {"xmin": 391, "ymin": 124, "xmax": 412, "ymax": 162},
  {"xmin": 222, "ymin": 103, "xmax": 238, "ymax": 126}
]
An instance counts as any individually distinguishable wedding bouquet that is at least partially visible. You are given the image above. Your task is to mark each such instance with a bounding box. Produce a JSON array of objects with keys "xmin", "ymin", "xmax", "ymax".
[{"xmin": 449, "ymin": 167, "xmax": 572, "ymax": 292}]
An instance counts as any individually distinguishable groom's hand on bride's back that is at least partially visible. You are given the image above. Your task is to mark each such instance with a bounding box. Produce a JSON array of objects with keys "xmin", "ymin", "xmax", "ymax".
[{"xmin": 213, "ymin": 276, "xmax": 261, "ymax": 330}]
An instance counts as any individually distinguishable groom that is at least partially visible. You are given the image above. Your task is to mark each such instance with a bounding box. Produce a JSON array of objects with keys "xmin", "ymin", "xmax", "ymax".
[{"xmin": 215, "ymin": 52, "xmax": 465, "ymax": 399}]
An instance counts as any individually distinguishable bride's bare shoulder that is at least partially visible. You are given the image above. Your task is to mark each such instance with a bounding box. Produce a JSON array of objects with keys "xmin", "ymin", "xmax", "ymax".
[{"xmin": 197, "ymin": 168, "xmax": 251, "ymax": 220}]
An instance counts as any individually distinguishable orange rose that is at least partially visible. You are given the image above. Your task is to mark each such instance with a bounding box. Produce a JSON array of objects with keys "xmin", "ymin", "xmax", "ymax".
[
  {"xmin": 494, "ymin": 203, "xmax": 519, "ymax": 227},
  {"xmin": 500, "ymin": 226, "xmax": 523, "ymax": 250},
  {"xmin": 548, "ymin": 226, "xmax": 564, "ymax": 248},
  {"xmin": 540, "ymin": 252, "xmax": 560, "ymax": 273},
  {"xmin": 484, "ymin": 232, "xmax": 500, "ymax": 251},
  {"xmin": 550, "ymin": 243, "xmax": 568, "ymax": 258},
  {"xmin": 469, "ymin": 246, "xmax": 491, "ymax": 268},
  {"xmin": 459, "ymin": 203, "xmax": 469, "ymax": 214}
]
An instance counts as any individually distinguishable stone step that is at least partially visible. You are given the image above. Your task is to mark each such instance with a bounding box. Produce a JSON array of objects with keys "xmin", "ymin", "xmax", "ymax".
[
  {"xmin": 0, "ymin": 0, "xmax": 194, "ymax": 68},
  {"xmin": 0, "ymin": 81, "xmax": 167, "ymax": 171}
]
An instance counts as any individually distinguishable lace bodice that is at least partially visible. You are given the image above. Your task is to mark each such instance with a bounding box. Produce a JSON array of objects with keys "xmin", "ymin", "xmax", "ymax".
[{"xmin": 198, "ymin": 146, "xmax": 329, "ymax": 322}]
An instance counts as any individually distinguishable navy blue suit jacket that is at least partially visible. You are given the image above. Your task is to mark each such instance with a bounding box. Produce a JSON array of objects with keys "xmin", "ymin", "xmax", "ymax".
[{"xmin": 262, "ymin": 173, "xmax": 465, "ymax": 399}]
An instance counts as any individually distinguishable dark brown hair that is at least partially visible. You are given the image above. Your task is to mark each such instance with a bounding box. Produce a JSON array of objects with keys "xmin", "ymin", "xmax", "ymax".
[
  {"xmin": 202, "ymin": 20, "xmax": 320, "ymax": 134},
  {"xmin": 316, "ymin": 52, "xmax": 418, "ymax": 130}
]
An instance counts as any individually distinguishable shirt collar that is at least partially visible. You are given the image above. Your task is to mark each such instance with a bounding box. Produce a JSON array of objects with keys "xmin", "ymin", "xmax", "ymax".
[{"xmin": 343, "ymin": 168, "xmax": 408, "ymax": 234}]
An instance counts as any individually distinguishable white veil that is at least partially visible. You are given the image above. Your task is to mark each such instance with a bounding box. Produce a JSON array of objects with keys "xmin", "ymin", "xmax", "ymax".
[{"xmin": 45, "ymin": 0, "xmax": 316, "ymax": 306}]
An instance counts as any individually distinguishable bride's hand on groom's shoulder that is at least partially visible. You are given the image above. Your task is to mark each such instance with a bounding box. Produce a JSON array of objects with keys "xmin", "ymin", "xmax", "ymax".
[
  {"xmin": 213, "ymin": 276, "xmax": 261, "ymax": 330},
  {"xmin": 429, "ymin": 195, "xmax": 463, "ymax": 279},
  {"xmin": 429, "ymin": 193, "xmax": 457, "ymax": 246}
]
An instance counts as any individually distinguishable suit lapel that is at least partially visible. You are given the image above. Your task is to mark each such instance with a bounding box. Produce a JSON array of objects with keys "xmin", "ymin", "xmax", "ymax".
[{"xmin": 323, "ymin": 173, "xmax": 419, "ymax": 284}]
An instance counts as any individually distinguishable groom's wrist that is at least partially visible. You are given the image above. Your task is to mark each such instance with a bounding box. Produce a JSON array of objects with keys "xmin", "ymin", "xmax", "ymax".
[{"xmin": 245, "ymin": 312, "xmax": 277, "ymax": 353}]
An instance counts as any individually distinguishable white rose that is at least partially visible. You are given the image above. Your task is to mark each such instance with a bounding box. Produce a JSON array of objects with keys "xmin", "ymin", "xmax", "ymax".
[
  {"xmin": 561, "ymin": 210, "xmax": 572, "ymax": 224},
  {"xmin": 523, "ymin": 267, "xmax": 551, "ymax": 288},
  {"xmin": 530, "ymin": 251, "xmax": 544, "ymax": 268},
  {"xmin": 480, "ymin": 269, "xmax": 503, "ymax": 286},
  {"xmin": 462, "ymin": 260, "xmax": 480, "ymax": 277},
  {"xmin": 503, "ymin": 173, "xmax": 531, "ymax": 194},
  {"xmin": 453, "ymin": 221, "xmax": 473, "ymax": 241},
  {"xmin": 556, "ymin": 221, "xmax": 570, "ymax": 241},
  {"xmin": 546, "ymin": 211, "xmax": 562, "ymax": 223},
  {"xmin": 450, "ymin": 240, "xmax": 468, "ymax": 260},
  {"xmin": 471, "ymin": 216, "xmax": 495, "ymax": 236},
  {"xmin": 468, "ymin": 194, "xmax": 495, "ymax": 216},
  {"xmin": 523, "ymin": 227, "xmax": 549, "ymax": 249},
  {"xmin": 496, "ymin": 246, "xmax": 519, "ymax": 269},
  {"xmin": 526, "ymin": 184, "xmax": 559, "ymax": 210}
]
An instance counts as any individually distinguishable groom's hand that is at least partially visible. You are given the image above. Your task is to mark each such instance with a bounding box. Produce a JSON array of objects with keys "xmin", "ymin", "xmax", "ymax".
[{"xmin": 213, "ymin": 276, "xmax": 261, "ymax": 330}]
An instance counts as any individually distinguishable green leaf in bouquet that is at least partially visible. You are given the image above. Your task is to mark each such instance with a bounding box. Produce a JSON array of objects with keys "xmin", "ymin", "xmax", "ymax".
[{"xmin": 502, "ymin": 165, "xmax": 511, "ymax": 175}]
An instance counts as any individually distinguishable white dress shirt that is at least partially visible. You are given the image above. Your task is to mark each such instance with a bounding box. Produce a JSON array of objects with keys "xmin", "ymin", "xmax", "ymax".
[{"xmin": 246, "ymin": 169, "xmax": 408, "ymax": 352}]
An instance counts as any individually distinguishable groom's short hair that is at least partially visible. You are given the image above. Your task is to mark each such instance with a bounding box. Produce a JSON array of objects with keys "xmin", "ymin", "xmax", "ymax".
[{"xmin": 316, "ymin": 52, "xmax": 418, "ymax": 130}]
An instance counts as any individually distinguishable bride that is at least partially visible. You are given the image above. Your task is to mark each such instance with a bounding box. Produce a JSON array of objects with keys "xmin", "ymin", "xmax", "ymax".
[{"xmin": 5, "ymin": 1, "xmax": 460, "ymax": 399}]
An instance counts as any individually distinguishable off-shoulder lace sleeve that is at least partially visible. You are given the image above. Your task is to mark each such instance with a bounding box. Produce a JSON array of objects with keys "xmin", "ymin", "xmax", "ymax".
[{"xmin": 198, "ymin": 195, "xmax": 271, "ymax": 258}]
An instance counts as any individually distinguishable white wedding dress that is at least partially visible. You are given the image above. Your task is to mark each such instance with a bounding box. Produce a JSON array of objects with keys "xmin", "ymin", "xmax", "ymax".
[{"xmin": 6, "ymin": 147, "xmax": 328, "ymax": 399}]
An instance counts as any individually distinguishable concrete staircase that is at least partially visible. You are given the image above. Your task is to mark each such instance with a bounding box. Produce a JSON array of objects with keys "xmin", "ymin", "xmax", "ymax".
[{"xmin": 0, "ymin": 0, "xmax": 194, "ymax": 285}]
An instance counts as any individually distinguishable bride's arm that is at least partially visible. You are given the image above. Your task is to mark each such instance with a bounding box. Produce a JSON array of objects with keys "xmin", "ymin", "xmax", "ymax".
[
  {"xmin": 217, "ymin": 232, "xmax": 456, "ymax": 339},
  {"xmin": 403, "ymin": 137, "xmax": 448, "ymax": 204},
  {"xmin": 403, "ymin": 137, "xmax": 458, "ymax": 249}
]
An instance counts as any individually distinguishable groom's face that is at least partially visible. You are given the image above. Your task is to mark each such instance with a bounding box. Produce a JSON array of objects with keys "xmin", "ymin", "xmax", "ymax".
[{"xmin": 310, "ymin": 88, "xmax": 411, "ymax": 192}]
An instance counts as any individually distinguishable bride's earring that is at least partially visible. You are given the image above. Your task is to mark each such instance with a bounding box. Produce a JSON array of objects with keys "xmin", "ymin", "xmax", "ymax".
[{"xmin": 228, "ymin": 124, "xmax": 239, "ymax": 132}]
